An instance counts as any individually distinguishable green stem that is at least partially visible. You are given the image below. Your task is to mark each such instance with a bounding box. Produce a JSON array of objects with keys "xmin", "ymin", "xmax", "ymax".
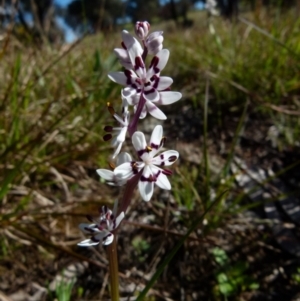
[{"xmin": 107, "ymin": 237, "xmax": 119, "ymax": 301}]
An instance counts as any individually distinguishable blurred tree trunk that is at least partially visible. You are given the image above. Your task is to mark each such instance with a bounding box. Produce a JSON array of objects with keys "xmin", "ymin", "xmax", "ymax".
[
  {"xmin": 217, "ymin": 0, "xmax": 239, "ymax": 20},
  {"xmin": 170, "ymin": 0, "xmax": 178, "ymax": 24}
]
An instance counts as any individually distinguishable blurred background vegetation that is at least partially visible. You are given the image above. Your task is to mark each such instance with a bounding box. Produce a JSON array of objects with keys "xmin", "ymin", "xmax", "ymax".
[{"xmin": 0, "ymin": 0, "xmax": 300, "ymax": 300}]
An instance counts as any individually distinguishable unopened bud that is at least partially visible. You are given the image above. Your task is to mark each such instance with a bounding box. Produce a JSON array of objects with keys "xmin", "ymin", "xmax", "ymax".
[
  {"xmin": 135, "ymin": 21, "xmax": 150, "ymax": 40},
  {"xmin": 145, "ymin": 31, "xmax": 164, "ymax": 55}
]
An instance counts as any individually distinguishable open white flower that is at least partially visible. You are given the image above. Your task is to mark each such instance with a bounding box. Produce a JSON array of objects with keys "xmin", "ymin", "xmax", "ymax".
[
  {"xmin": 114, "ymin": 125, "xmax": 179, "ymax": 201},
  {"xmin": 96, "ymin": 152, "xmax": 132, "ymax": 186},
  {"xmin": 108, "ymin": 30, "xmax": 181, "ymax": 120},
  {"xmin": 78, "ymin": 200, "xmax": 124, "ymax": 246}
]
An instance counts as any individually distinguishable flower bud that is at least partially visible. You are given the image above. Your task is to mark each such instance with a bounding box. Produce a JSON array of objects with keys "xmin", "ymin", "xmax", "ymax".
[
  {"xmin": 135, "ymin": 21, "xmax": 150, "ymax": 40},
  {"xmin": 145, "ymin": 31, "xmax": 164, "ymax": 55}
]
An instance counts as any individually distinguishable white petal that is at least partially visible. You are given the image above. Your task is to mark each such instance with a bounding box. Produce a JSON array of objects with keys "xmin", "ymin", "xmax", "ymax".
[
  {"xmin": 156, "ymin": 172, "xmax": 171, "ymax": 190},
  {"xmin": 152, "ymin": 150, "xmax": 179, "ymax": 166},
  {"xmin": 77, "ymin": 239, "xmax": 100, "ymax": 247},
  {"xmin": 96, "ymin": 169, "xmax": 114, "ymax": 181},
  {"xmin": 150, "ymin": 49, "xmax": 169, "ymax": 73},
  {"xmin": 114, "ymin": 48, "xmax": 133, "ymax": 69},
  {"xmin": 112, "ymin": 142, "xmax": 122, "ymax": 159},
  {"xmin": 116, "ymin": 127, "xmax": 127, "ymax": 143},
  {"xmin": 78, "ymin": 223, "xmax": 99, "ymax": 234},
  {"xmin": 116, "ymin": 152, "xmax": 132, "ymax": 166},
  {"xmin": 137, "ymin": 104, "xmax": 147, "ymax": 119},
  {"xmin": 146, "ymin": 101, "xmax": 167, "ymax": 120},
  {"xmin": 157, "ymin": 49, "xmax": 169, "ymax": 69},
  {"xmin": 150, "ymin": 125, "xmax": 163, "ymax": 149},
  {"xmin": 157, "ymin": 91, "xmax": 182, "ymax": 105},
  {"xmin": 108, "ymin": 72, "xmax": 128, "ymax": 85},
  {"xmin": 139, "ymin": 166, "xmax": 154, "ymax": 201},
  {"xmin": 122, "ymin": 30, "xmax": 143, "ymax": 67},
  {"xmin": 144, "ymin": 89, "xmax": 159, "ymax": 102},
  {"xmin": 156, "ymin": 76, "xmax": 173, "ymax": 90},
  {"xmin": 122, "ymin": 87, "xmax": 138, "ymax": 105},
  {"xmin": 102, "ymin": 233, "xmax": 114, "ymax": 245},
  {"xmin": 146, "ymin": 31, "xmax": 164, "ymax": 55},
  {"xmin": 114, "ymin": 162, "xmax": 135, "ymax": 180},
  {"xmin": 132, "ymin": 131, "xmax": 147, "ymax": 151},
  {"xmin": 114, "ymin": 212, "xmax": 125, "ymax": 229}
]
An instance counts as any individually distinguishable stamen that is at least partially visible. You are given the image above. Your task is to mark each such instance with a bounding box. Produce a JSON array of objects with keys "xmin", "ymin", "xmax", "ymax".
[
  {"xmin": 109, "ymin": 162, "xmax": 116, "ymax": 170},
  {"xmin": 146, "ymin": 145, "xmax": 152, "ymax": 152},
  {"xmin": 131, "ymin": 162, "xmax": 139, "ymax": 174},
  {"xmin": 104, "ymin": 126, "xmax": 113, "ymax": 132},
  {"xmin": 107, "ymin": 102, "xmax": 115, "ymax": 116},
  {"xmin": 103, "ymin": 134, "xmax": 112, "ymax": 141}
]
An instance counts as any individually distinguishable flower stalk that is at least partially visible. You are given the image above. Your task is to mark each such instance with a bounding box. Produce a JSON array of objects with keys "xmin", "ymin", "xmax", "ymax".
[{"xmin": 107, "ymin": 236, "xmax": 120, "ymax": 301}]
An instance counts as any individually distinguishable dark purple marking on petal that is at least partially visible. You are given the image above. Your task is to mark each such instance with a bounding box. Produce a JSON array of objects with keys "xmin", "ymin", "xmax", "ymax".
[
  {"xmin": 121, "ymin": 41, "xmax": 127, "ymax": 50},
  {"xmin": 159, "ymin": 154, "xmax": 165, "ymax": 166},
  {"xmin": 135, "ymin": 78, "xmax": 142, "ymax": 86},
  {"xmin": 103, "ymin": 134, "xmax": 112, "ymax": 141},
  {"xmin": 91, "ymin": 236, "xmax": 100, "ymax": 243},
  {"xmin": 140, "ymin": 170, "xmax": 161, "ymax": 182},
  {"xmin": 144, "ymin": 81, "xmax": 151, "ymax": 88},
  {"xmin": 131, "ymin": 83, "xmax": 139, "ymax": 90},
  {"xmin": 124, "ymin": 69, "xmax": 133, "ymax": 85},
  {"xmin": 149, "ymin": 56, "xmax": 160, "ymax": 73},
  {"xmin": 137, "ymin": 149, "xmax": 145, "ymax": 157},
  {"xmin": 104, "ymin": 126, "xmax": 113, "ymax": 132},
  {"xmin": 103, "ymin": 233, "xmax": 113, "ymax": 243},
  {"xmin": 137, "ymin": 145, "xmax": 152, "ymax": 157},
  {"xmin": 97, "ymin": 221, "xmax": 107, "ymax": 231},
  {"xmin": 150, "ymin": 75, "xmax": 159, "ymax": 89},
  {"xmin": 144, "ymin": 88, "xmax": 156, "ymax": 95},
  {"xmin": 162, "ymin": 169, "xmax": 173, "ymax": 176},
  {"xmin": 150, "ymin": 142, "xmax": 159, "ymax": 150},
  {"xmin": 134, "ymin": 57, "xmax": 145, "ymax": 71},
  {"xmin": 168, "ymin": 155, "xmax": 177, "ymax": 162},
  {"xmin": 83, "ymin": 226, "xmax": 94, "ymax": 233}
]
